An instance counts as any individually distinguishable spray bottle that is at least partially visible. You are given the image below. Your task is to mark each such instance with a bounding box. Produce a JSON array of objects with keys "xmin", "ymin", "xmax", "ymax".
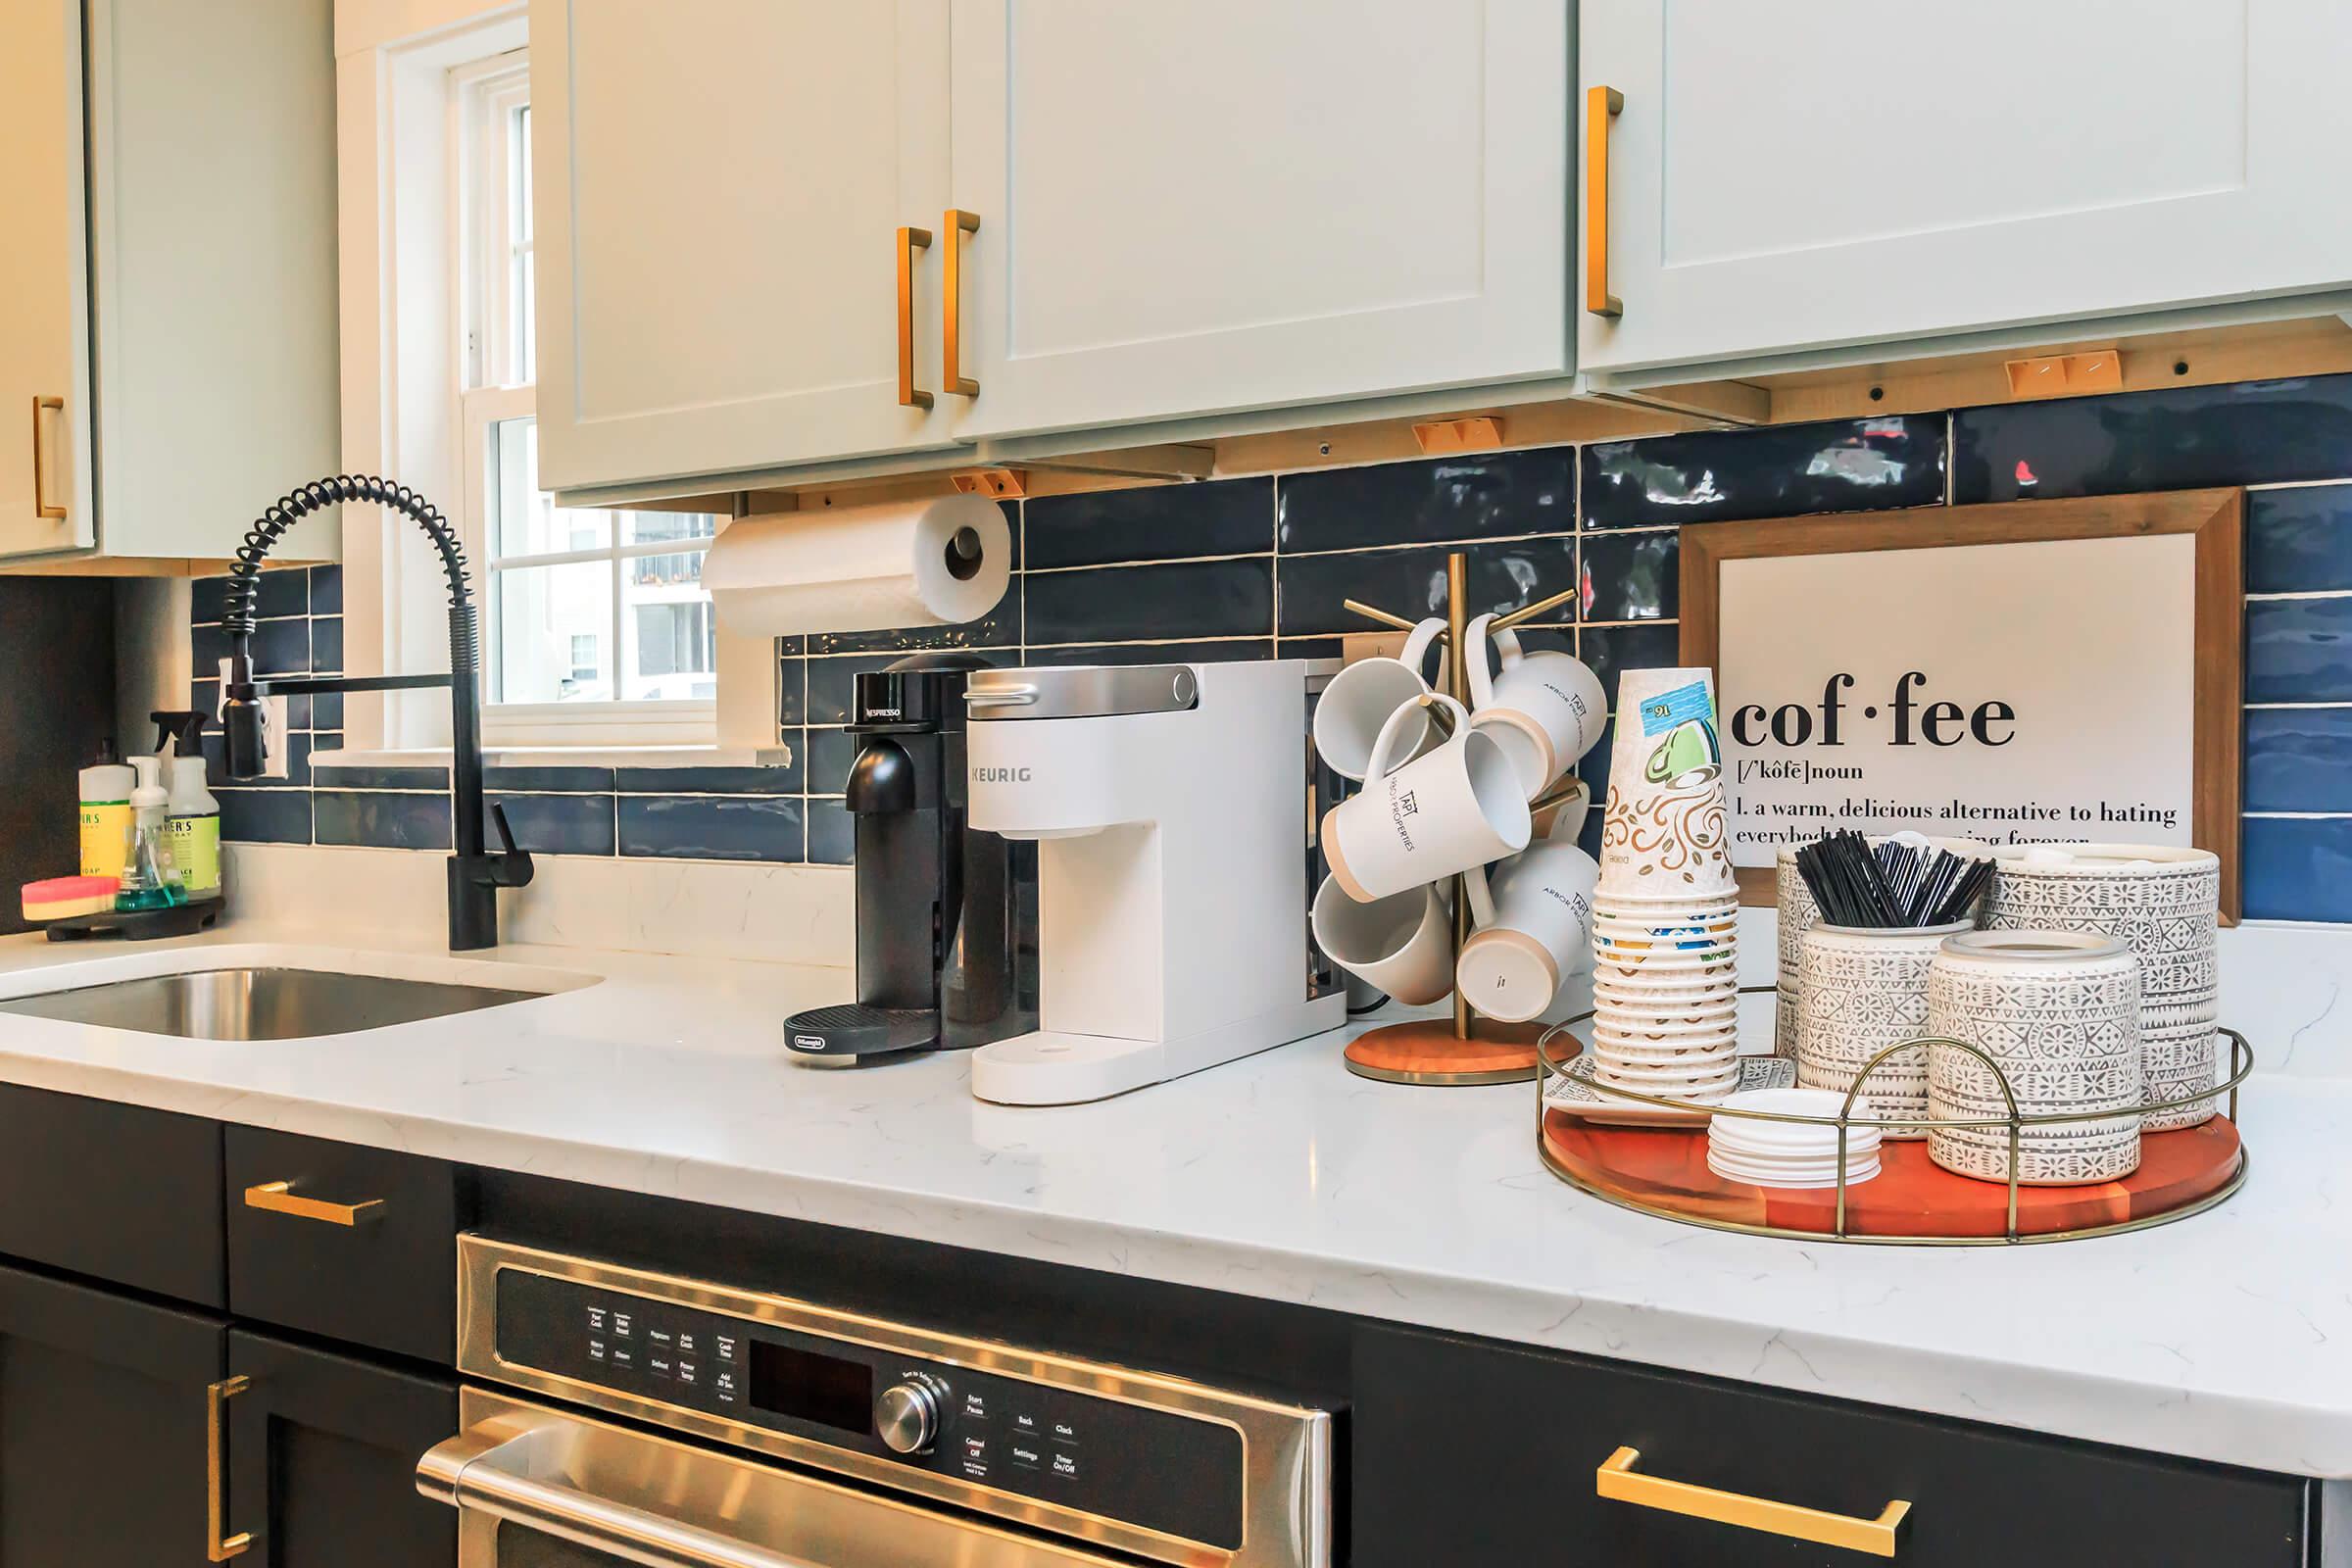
[{"xmin": 152, "ymin": 711, "xmax": 220, "ymax": 900}]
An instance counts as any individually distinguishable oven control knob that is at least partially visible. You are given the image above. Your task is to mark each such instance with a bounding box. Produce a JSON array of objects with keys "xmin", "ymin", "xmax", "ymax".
[{"xmin": 878, "ymin": 1382, "xmax": 940, "ymax": 1455}]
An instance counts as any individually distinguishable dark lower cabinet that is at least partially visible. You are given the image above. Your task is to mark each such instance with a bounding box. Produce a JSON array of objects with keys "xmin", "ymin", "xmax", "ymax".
[
  {"xmin": 1352, "ymin": 1324, "xmax": 2312, "ymax": 1567},
  {"xmin": 226, "ymin": 1330, "xmax": 459, "ymax": 1567},
  {"xmin": 0, "ymin": 1260, "xmax": 225, "ymax": 1566}
]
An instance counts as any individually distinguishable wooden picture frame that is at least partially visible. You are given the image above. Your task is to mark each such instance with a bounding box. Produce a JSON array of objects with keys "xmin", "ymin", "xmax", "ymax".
[{"xmin": 1680, "ymin": 488, "xmax": 2244, "ymax": 921}]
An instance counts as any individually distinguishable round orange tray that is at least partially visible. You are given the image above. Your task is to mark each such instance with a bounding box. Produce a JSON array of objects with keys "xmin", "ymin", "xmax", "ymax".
[{"xmin": 1540, "ymin": 1112, "xmax": 2245, "ymax": 1242}]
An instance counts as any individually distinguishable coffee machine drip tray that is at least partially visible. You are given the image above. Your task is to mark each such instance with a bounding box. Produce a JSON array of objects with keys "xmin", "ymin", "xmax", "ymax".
[{"xmin": 785, "ymin": 1003, "xmax": 941, "ymax": 1065}]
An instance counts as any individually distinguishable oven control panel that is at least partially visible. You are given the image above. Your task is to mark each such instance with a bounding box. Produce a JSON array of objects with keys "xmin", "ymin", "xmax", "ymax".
[{"xmin": 494, "ymin": 1265, "xmax": 1248, "ymax": 1550}]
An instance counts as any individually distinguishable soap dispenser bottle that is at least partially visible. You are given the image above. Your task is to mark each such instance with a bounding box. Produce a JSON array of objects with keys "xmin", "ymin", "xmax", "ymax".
[
  {"xmin": 116, "ymin": 756, "xmax": 186, "ymax": 911},
  {"xmin": 78, "ymin": 740, "xmax": 135, "ymax": 880},
  {"xmin": 152, "ymin": 711, "xmax": 220, "ymax": 900}
]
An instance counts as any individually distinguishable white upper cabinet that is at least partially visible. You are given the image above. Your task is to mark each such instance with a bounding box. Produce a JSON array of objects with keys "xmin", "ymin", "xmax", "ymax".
[
  {"xmin": 0, "ymin": 0, "xmax": 93, "ymax": 557},
  {"xmin": 0, "ymin": 0, "xmax": 337, "ymax": 566},
  {"xmin": 1580, "ymin": 0, "xmax": 2352, "ymax": 375},
  {"xmin": 532, "ymin": 0, "xmax": 958, "ymax": 497},
  {"xmin": 946, "ymin": 0, "xmax": 1572, "ymax": 442}
]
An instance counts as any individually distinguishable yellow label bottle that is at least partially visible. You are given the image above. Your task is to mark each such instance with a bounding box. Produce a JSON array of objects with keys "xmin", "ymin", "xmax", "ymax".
[{"xmin": 78, "ymin": 800, "xmax": 132, "ymax": 880}]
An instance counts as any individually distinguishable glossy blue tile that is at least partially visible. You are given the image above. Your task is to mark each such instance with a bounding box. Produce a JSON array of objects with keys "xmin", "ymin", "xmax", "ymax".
[
  {"xmin": 807, "ymin": 728, "xmax": 859, "ymax": 795},
  {"xmin": 2244, "ymin": 816, "xmax": 2352, "ymax": 922},
  {"xmin": 190, "ymin": 569, "xmax": 307, "ymax": 625},
  {"xmin": 1278, "ymin": 449, "xmax": 1573, "ymax": 553},
  {"xmin": 1276, "ymin": 636, "xmax": 1346, "ymax": 663},
  {"xmin": 216, "ymin": 787, "xmax": 313, "ymax": 845},
  {"xmin": 484, "ymin": 765, "xmax": 614, "ymax": 792},
  {"xmin": 194, "ymin": 616, "xmax": 310, "ymax": 677},
  {"xmin": 1580, "ymin": 529, "xmax": 1679, "ymax": 621},
  {"xmin": 487, "ymin": 791, "xmax": 616, "ymax": 856},
  {"xmin": 310, "ymin": 615, "xmax": 343, "ymax": 672},
  {"xmin": 2247, "ymin": 597, "xmax": 2352, "ymax": 703},
  {"xmin": 308, "ymin": 564, "xmax": 342, "ymax": 614},
  {"xmin": 313, "ymin": 761, "xmax": 449, "ymax": 790},
  {"xmin": 1584, "ymin": 416, "xmax": 1945, "ymax": 529},
  {"xmin": 618, "ymin": 795, "xmax": 804, "ymax": 861},
  {"xmin": 776, "ymin": 653, "xmax": 807, "ymax": 727},
  {"xmin": 1953, "ymin": 373, "xmax": 2352, "ymax": 503},
  {"xmin": 191, "ymin": 678, "xmax": 220, "ymax": 722},
  {"xmin": 1026, "ymin": 557, "xmax": 1272, "ymax": 644},
  {"xmin": 1577, "ymin": 623, "xmax": 1684, "ymax": 708},
  {"xmin": 1275, "ymin": 537, "xmax": 1576, "ymax": 638},
  {"xmin": 806, "ymin": 799, "xmax": 855, "ymax": 865},
  {"xmin": 315, "ymin": 789, "xmax": 452, "ymax": 850},
  {"xmin": 2247, "ymin": 708, "xmax": 2352, "ymax": 813},
  {"xmin": 1021, "ymin": 639, "xmax": 1272, "ymax": 667},
  {"xmin": 1027, "ymin": 477, "xmax": 1272, "ymax": 568},
  {"xmin": 614, "ymin": 762, "xmax": 803, "ymax": 795},
  {"xmin": 2248, "ymin": 486, "xmax": 2352, "ymax": 595},
  {"xmin": 310, "ymin": 692, "xmax": 343, "ymax": 730}
]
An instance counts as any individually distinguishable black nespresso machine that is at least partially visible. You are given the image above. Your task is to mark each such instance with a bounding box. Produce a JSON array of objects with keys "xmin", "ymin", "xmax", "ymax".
[{"xmin": 786, "ymin": 656, "xmax": 1037, "ymax": 1065}]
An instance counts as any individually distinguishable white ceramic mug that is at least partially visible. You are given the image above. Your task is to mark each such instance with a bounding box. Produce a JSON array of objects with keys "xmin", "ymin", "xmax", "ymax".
[
  {"xmin": 1313, "ymin": 617, "xmax": 1446, "ymax": 781},
  {"xmin": 1454, "ymin": 817, "xmax": 1599, "ymax": 1023},
  {"xmin": 1465, "ymin": 613, "xmax": 1608, "ymax": 800},
  {"xmin": 1321, "ymin": 694, "xmax": 1530, "ymax": 903},
  {"xmin": 1310, "ymin": 877, "xmax": 1453, "ymax": 1006}
]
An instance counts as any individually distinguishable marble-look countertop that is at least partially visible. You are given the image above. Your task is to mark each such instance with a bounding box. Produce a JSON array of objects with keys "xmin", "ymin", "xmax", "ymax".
[{"xmin": 0, "ymin": 926, "xmax": 2342, "ymax": 1477}]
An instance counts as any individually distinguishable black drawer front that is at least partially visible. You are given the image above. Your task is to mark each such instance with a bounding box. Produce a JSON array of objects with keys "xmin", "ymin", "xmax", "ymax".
[
  {"xmin": 227, "ymin": 1127, "xmax": 465, "ymax": 1364},
  {"xmin": 1353, "ymin": 1325, "xmax": 2309, "ymax": 1567},
  {"xmin": 0, "ymin": 1081, "xmax": 223, "ymax": 1304}
]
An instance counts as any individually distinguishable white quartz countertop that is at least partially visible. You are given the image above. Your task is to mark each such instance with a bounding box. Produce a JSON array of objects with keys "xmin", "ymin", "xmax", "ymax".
[{"xmin": 0, "ymin": 926, "xmax": 2342, "ymax": 1477}]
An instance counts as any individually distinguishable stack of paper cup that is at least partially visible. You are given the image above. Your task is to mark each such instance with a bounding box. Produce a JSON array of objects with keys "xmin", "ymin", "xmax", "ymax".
[{"xmin": 1589, "ymin": 669, "xmax": 1740, "ymax": 1102}]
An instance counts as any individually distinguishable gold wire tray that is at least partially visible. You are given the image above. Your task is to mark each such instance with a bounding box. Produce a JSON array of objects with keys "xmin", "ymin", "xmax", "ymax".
[{"xmin": 1536, "ymin": 986, "xmax": 2253, "ymax": 1246}]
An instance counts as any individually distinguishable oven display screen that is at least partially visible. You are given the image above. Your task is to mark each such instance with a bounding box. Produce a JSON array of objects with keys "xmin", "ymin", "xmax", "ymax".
[{"xmin": 747, "ymin": 1340, "xmax": 874, "ymax": 1435}]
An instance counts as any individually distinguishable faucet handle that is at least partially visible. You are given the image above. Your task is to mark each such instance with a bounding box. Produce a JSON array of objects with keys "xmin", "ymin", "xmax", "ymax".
[{"xmin": 486, "ymin": 804, "xmax": 535, "ymax": 887}]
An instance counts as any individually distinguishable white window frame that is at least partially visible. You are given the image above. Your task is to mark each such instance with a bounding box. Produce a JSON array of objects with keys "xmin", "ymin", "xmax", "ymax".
[{"xmin": 450, "ymin": 52, "xmax": 718, "ymax": 748}]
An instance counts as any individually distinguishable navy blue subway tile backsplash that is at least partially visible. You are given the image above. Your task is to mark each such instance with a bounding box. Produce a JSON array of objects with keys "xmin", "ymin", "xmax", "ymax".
[{"xmin": 190, "ymin": 378, "xmax": 2352, "ymax": 919}]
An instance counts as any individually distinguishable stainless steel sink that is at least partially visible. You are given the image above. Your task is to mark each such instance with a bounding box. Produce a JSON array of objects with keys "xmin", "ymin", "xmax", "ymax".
[{"xmin": 0, "ymin": 966, "xmax": 544, "ymax": 1041}]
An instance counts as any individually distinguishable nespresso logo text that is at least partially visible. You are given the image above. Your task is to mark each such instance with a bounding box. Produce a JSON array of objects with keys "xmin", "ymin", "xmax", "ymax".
[
  {"xmin": 972, "ymin": 766, "xmax": 1033, "ymax": 783},
  {"xmin": 865, "ymin": 707, "xmax": 902, "ymax": 717}
]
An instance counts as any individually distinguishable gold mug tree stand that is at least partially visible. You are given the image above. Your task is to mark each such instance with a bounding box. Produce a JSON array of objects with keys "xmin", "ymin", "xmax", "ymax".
[{"xmin": 1338, "ymin": 553, "xmax": 1586, "ymax": 1088}]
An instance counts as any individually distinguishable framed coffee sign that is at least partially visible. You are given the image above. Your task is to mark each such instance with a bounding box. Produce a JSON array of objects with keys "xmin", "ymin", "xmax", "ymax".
[{"xmin": 1681, "ymin": 489, "xmax": 2243, "ymax": 919}]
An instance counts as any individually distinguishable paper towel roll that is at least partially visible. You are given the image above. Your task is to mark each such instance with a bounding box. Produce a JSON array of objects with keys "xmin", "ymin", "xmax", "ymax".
[{"xmin": 703, "ymin": 493, "xmax": 1010, "ymax": 635}]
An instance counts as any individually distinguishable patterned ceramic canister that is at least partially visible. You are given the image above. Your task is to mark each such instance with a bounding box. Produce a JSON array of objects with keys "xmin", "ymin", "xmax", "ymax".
[
  {"xmin": 1926, "ymin": 930, "xmax": 2143, "ymax": 1185},
  {"xmin": 1985, "ymin": 845, "xmax": 2219, "ymax": 1131},
  {"xmin": 1794, "ymin": 922, "xmax": 1972, "ymax": 1139},
  {"xmin": 1776, "ymin": 837, "xmax": 1992, "ymax": 1054}
]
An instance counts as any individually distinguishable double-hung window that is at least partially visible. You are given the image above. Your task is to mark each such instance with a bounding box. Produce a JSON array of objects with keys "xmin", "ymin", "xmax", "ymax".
[{"xmin": 454, "ymin": 54, "xmax": 720, "ymax": 747}]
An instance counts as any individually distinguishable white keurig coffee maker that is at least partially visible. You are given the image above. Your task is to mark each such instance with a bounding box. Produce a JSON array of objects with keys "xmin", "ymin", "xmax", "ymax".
[{"xmin": 962, "ymin": 660, "xmax": 1345, "ymax": 1104}]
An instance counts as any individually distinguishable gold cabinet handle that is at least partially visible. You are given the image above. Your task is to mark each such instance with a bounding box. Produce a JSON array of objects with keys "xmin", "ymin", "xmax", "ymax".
[
  {"xmin": 896, "ymin": 225, "xmax": 935, "ymax": 410},
  {"xmin": 1596, "ymin": 1446, "xmax": 1909, "ymax": 1557},
  {"xmin": 30, "ymin": 395, "xmax": 64, "ymax": 518},
  {"xmin": 206, "ymin": 1375, "xmax": 256, "ymax": 1561},
  {"xmin": 1584, "ymin": 85, "xmax": 1624, "ymax": 318},
  {"xmin": 243, "ymin": 1179, "xmax": 385, "ymax": 1226},
  {"xmin": 943, "ymin": 209, "xmax": 979, "ymax": 398}
]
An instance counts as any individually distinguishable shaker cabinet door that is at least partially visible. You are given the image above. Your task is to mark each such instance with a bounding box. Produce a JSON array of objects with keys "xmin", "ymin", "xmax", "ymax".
[
  {"xmin": 225, "ymin": 1331, "xmax": 459, "ymax": 1568},
  {"xmin": 530, "ymin": 0, "xmax": 958, "ymax": 497},
  {"xmin": 0, "ymin": 1261, "xmax": 227, "ymax": 1567},
  {"xmin": 946, "ymin": 0, "xmax": 1572, "ymax": 442},
  {"xmin": 1578, "ymin": 0, "xmax": 2352, "ymax": 374},
  {"xmin": 0, "ymin": 0, "xmax": 93, "ymax": 555}
]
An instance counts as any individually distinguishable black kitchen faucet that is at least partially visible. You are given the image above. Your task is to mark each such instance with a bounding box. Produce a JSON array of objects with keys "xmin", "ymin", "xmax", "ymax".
[{"xmin": 218, "ymin": 475, "xmax": 533, "ymax": 950}]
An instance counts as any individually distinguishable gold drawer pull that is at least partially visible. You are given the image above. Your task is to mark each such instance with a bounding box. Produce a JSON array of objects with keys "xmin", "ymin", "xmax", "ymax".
[
  {"xmin": 1596, "ymin": 1446, "xmax": 1909, "ymax": 1557},
  {"xmin": 896, "ymin": 224, "xmax": 935, "ymax": 410},
  {"xmin": 943, "ymin": 208, "xmax": 979, "ymax": 398},
  {"xmin": 1584, "ymin": 85, "xmax": 1624, "ymax": 318},
  {"xmin": 243, "ymin": 1179, "xmax": 385, "ymax": 1226},
  {"xmin": 30, "ymin": 395, "xmax": 65, "ymax": 518},
  {"xmin": 206, "ymin": 1375, "xmax": 255, "ymax": 1560}
]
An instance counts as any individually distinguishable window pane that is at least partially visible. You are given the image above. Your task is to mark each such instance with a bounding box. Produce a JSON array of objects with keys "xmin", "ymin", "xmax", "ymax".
[
  {"xmin": 493, "ymin": 418, "xmax": 607, "ymax": 556},
  {"xmin": 495, "ymin": 561, "xmax": 613, "ymax": 704},
  {"xmin": 622, "ymin": 510, "xmax": 718, "ymax": 546},
  {"xmin": 620, "ymin": 549, "xmax": 716, "ymax": 701}
]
